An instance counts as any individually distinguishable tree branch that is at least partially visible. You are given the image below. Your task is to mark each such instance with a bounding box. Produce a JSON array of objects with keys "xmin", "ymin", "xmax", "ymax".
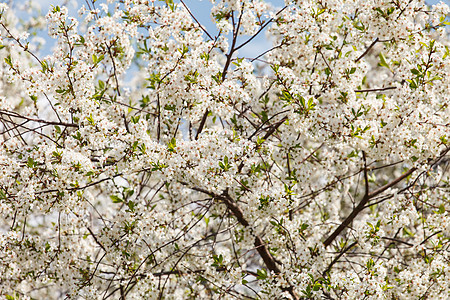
[
  {"xmin": 323, "ymin": 167, "xmax": 416, "ymax": 247},
  {"xmin": 355, "ymin": 38, "xmax": 379, "ymax": 62},
  {"xmin": 185, "ymin": 185, "xmax": 298, "ymax": 299}
]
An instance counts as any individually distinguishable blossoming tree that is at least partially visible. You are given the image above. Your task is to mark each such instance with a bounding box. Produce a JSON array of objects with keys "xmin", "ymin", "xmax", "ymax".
[{"xmin": 1, "ymin": 0, "xmax": 449, "ymax": 298}]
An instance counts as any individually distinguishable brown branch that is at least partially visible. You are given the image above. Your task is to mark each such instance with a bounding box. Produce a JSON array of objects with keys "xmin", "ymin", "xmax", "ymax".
[
  {"xmin": 381, "ymin": 237, "xmax": 413, "ymax": 247},
  {"xmin": 322, "ymin": 241, "xmax": 357, "ymax": 276},
  {"xmin": 260, "ymin": 116, "xmax": 287, "ymax": 142},
  {"xmin": 195, "ymin": 109, "xmax": 209, "ymax": 140},
  {"xmin": 355, "ymin": 86, "xmax": 397, "ymax": 93},
  {"xmin": 105, "ymin": 40, "xmax": 121, "ymax": 96},
  {"xmin": 362, "ymin": 151, "xmax": 369, "ymax": 196},
  {"xmin": 248, "ymin": 111, "xmax": 289, "ymax": 140},
  {"xmin": 87, "ymin": 227, "xmax": 107, "ymax": 252},
  {"xmin": 355, "ymin": 37, "xmax": 379, "ymax": 62},
  {"xmin": 0, "ymin": 22, "xmax": 43, "ymax": 65},
  {"xmin": 367, "ymin": 167, "xmax": 417, "ymax": 199},
  {"xmin": 420, "ymin": 230, "xmax": 442, "ymax": 245},
  {"xmin": 0, "ymin": 117, "xmax": 62, "ymax": 147},
  {"xmin": 234, "ymin": 5, "xmax": 288, "ymax": 53},
  {"xmin": 4, "ymin": 173, "xmax": 124, "ymax": 199},
  {"xmin": 254, "ymin": 235, "xmax": 281, "ymax": 273},
  {"xmin": 323, "ymin": 167, "xmax": 416, "ymax": 247},
  {"xmin": 179, "ymin": 0, "xmax": 213, "ymax": 40},
  {"xmin": 185, "ymin": 184, "xmax": 298, "ymax": 299},
  {"xmin": 0, "ymin": 110, "xmax": 78, "ymax": 128}
]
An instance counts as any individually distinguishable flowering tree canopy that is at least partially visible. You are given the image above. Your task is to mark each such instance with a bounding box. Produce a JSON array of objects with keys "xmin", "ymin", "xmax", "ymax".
[{"xmin": 1, "ymin": 0, "xmax": 450, "ymax": 298}]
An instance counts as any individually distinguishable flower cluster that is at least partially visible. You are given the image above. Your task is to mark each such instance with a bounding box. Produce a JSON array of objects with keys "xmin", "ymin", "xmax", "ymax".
[{"xmin": 0, "ymin": 0, "xmax": 449, "ymax": 299}]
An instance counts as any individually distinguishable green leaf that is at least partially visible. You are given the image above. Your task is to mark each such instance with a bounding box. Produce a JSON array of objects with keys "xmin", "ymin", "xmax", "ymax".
[
  {"xmin": 110, "ymin": 195, "xmax": 123, "ymax": 203},
  {"xmin": 27, "ymin": 157, "xmax": 36, "ymax": 168},
  {"xmin": 4, "ymin": 55, "xmax": 12, "ymax": 67},
  {"xmin": 92, "ymin": 54, "xmax": 104, "ymax": 65},
  {"xmin": 406, "ymin": 79, "xmax": 418, "ymax": 89},
  {"xmin": 98, "ymin": 80, "xmax": 105, "ymax": 90},
  {"xmin": 167, "ymin": 138, "xmax": 177, "ymax": 152},
  {"xmin": 212, "ymin": 254, "xmax": 224, "ymax": 268},
  {"xmin": 164, "ymin": 104, "xmax": 175, "ymax": 111},
  {"xmin": 403, "ymin": 227, "xmax": 414, "ymax": 237},
  {"xmin": 378, "ymin": 52, "xmax": 390, "ymax": 70},
  {"xmin": 131, "ymin": 115, "xmax": 140, "ymax": 124},
  {"xmin": 256, "ymin": 268, "xmax": 268, "ymax": 280},
  {"xmin": 127, "ymin": 200, "xmax": 136, "ymax": 212},
  {"xmin": 40, "ymin": 60, "xmax": 49, "ymax": 73},
  {"xmin": 86, "ymin": 114, "xmax": 95, "ymax": 125},
  {"xmin": 219, "ymin": 156, "xmax": 231, "ymax": 171}
]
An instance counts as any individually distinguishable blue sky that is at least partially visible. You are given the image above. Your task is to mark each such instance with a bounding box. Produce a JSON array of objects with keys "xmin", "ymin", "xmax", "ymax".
[
  {"xmin": 176, "ymin": 0, "xmax": 286, "ymax": 57},
  {"xmin": 28, "ymin": 0, "xmax": 449, "ymax": 59},
  {"xmin": 30, "ymin": 0, "xmax": 287, "ymax": 58}
]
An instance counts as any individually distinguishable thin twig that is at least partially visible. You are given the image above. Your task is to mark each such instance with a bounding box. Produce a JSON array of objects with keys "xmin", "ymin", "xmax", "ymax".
[{"xmin": 355, "ymin": 38, "xmax": 379, "ymax": 62}]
